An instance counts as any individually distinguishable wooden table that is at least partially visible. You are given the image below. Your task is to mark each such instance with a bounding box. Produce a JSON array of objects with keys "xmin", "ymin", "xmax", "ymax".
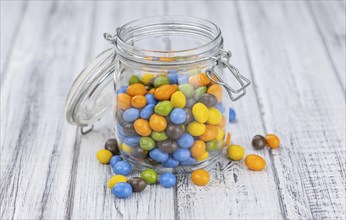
[{"xmin": 1, "ymin": 1, "xmax": 345, "ymax": 219}]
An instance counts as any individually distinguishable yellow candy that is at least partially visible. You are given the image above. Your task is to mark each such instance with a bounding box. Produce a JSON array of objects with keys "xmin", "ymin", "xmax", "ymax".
[
  {"xmin": 96, "ymin": 149, "xmax": 113, "ymax": 164},
  {"xmin": 108, "ymin": 175, "xmax": 127, "ymax": 189},
  {"xmin": 207, "ymin": 107, "xmax": 222, "ymax": 125},
  {"xmin": 215, "ymin": 127, "xmax": 225, "ymax": 142},
  {"xmin": 121, "ymin": 143, "xmax": 133, "ymax": 153},
  {"xmin": 187, "ymin": 122, "xmax": 206, "ymax": 136},
  {"xmin": 195, "ymin": 151, "xmax": 209, "ymax": 161},
  {"xmin": 170, "ymin": 91, "xmax": 186, "ymax": 108},
  {"xmin": 141, "ymin": 73, "xmax": 155, "ymax": 85},
  {"xmin": 192, "ymin": 103, "xmax": 210, "ymax": 123},
  {"xmin": 227, "ymin": 145, "xmax": 245, "ymax": 161}
]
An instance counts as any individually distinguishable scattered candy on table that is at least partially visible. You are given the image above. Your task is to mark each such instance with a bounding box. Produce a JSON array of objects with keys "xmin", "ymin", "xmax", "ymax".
[
  {"xmin": 191, "ymin": 169, "xmax": 210, "ymax": 186},
  {"xmin": 159, "ymin": 173, "xmax": 177, "ymax": 188},
  {"xmin": 252, "ymin": 135, "xmax": 266, "ymax": 150},
  {"xmin": 112, "ymin": 182, "xmax": 133, "ymax": 199},
  {"xmin": 265, "ymin": 134, "xmax": 280, "ymax": 149},
  {"xmin": 127, "ymin": 177, "xmax": 147, "ymax": 192},
  {"xmin": 245, "ymin": 154, "xmax": 266, "ymax": 171},
  {"xmin": 108, "ymin": 175, "xmax": 127, "ymax": 189},
  {"xmin": 96, "ymin": 149, "xmax": 113, "ymax": 164},
  {"xmin": 227, "ymin": 145, "xmax": 245, "ymax": 161},
  {"xmin": 141, "ymin": 169, "xmax": 158, "ymax": 185}
]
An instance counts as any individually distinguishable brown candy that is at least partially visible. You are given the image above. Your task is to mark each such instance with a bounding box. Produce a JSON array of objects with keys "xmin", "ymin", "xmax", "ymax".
[
  {"xmin": 200, "ymin": 93, "xmax": 218, "ymax": 108},
  {"xmin": 127, "ymin": 177, "xmax": 147, "ymax": 192},
  {"xmin": 123, "ymin": 122, "xmax": 138, "ymax": 136},
  {"xmin": 252, "ymin": 135, "xmax": 266, "ymax": 150},
  {"xmin": 157, "ymin": 140, "xmax": 179, "ymax": 153},
  {"xmin": 131, "ymin": 147, "xmax": 148, "ymax": 159},
  {"xmin": 165, "ymin": 124, "xmax": 184, "ymax": 139},
  {"xmin": 104, "ymin": 139, "xmax": 120, "ymax": 155}
]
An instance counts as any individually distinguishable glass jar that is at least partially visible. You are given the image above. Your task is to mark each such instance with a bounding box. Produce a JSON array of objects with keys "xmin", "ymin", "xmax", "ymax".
[{"xmin": 65, "ymin": 16, "xmax": 250, "ymax": 173}]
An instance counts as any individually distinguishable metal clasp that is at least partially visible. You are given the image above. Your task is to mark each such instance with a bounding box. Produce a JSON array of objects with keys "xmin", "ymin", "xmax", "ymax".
[{"xmin": 206, "ymin": 49, "xmax": 251, "ymax": 101}]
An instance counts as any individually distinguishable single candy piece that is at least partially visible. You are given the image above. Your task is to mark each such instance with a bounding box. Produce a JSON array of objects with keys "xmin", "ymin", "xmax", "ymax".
[
  {"xmin": 215, "ymin": 102, "xmax": 226, "ymax": 113},
  {"xmin": 170, "ymin": 108, "xmax": 187, "ymax": 125},
  {"xmin": 215, "ymin": 127, "xmax": 225, "ymax": 142},
  {"xmin": 127, "ymin": 83, "xmax": 147, "ymax": 96},
  {"xmin": 157, "ymin": 140, "xmax": 179, "ymax": 154},
  {"xmin": 140, "ymin": 104, "xmax": 155, "ymax": 119},
  {"xmin": 124, "ymin": 136, "xmax": 140, "ymax": 147},
  {"xmin": 207, "ymin": 107, "xmax": 222, "ymax": 125},
  {"xmin": 168, "ymin": 72, "xmax": 178, "ymax": 84},
  {"xmin": 159, "ymin": 173, "xmax": 177, "ymax": 188},
  {"xmin": 141, "ymin": 73, "xmax": 155, "ymax": 85},
  {"xmin": 245, "ymin": 154, "xmax": 266, "ymax": 171},
  {"xmin": 171, "ymin": 91, "xmax": 186, "ymax": 108},
  {"xmin": 227, "ymin": 145, "xmax": 245, "ymax": 161},
  {"xmin": 183, "ymin": 108, "xmax": 193, "ymax": 125},
  {"xmin": 141, "ymin": 169, "xmax": 158, "ymax": 184},
  {"xmin": 149, "ymin": 114, "xmax": 167, "ymax": 132},
  {"xmin": 116, "ymin": 109, "xmax": 127, "ymax": 126},
  {"xmin": 265, "ymin": 134, "xmax": 280, "ymax": 149},
  {"xmin": 190, "ymin": 140, "xmax": 206, "ymax": 158},
  {"xmin": 218, "ymin": 116, "xmax": 227, "ymax": 128},
  {"xmin": 200, "ymin": 93, "xmax": 218, "ymax": 108},
  {"xmin": 192, "ymin": 103, "xmax": 210, "ymax": 123},
  {"xmin": 186, "ymin": 98, "xmax": 197, "ymax": 108},
  {"xmin": 162, "ymin": 157, "xmax": 180, "ymax": 168},
  {"xmin": 123, "ymin": 108, "xmax": 140, "ymax": 122},
  {"xmin": 193, "ymin": 86, "xmax": 207, "ymax": 100},
  {"xmin": 189, "ymin": 74, "xmax": 211, "ymax": 88},
  {"xmin": 195, "ymin": 151, "xmax": 209, "ymax": 161},
  {"xmin": 151, "ymin": 131, "xmax": 168, "ymax": 141},
  {"xmin": 154, "ymin": 101, "xmax": 174, "ymax": 116},
  {"xmin": 105, "ymin": 139, "xmax": 120, "ymax": 155},
  {"xmin": 134, "ymin": 119, "xmax": 152, "ymax": 136},
  {"xmin": 139, "ymin": 137, "xmax": 155, "ymax": 151},
  {"xmin": 177, "ymin": 133, "xmax": 194, "ymax": 148},
  {"xmin": 207, "ymin": 84, "xmax": 223, "ymax": 102},
  {"xmin": 113, "ymin": 160, "xmax": 132, "ymax": 176},
  {"xmin": 187, "ymin": 122, "xmax": 206, "ymax": 136},
  {"xmin": 154, "ymin": 76, "xmax": 170, "ymax": 87},
  {"xmin": 229, "ymin": 108, "xmax": 236, "ymax": 122},
  {"xmin": 200, "ymin": 125, "xmax": 218, "ymax": 142},
  {"xmin": 225, "ymin": 132, "xmax": 231, "ymax": 146},
  {"xmin": 120, "ymin": 143, "xmax": 133, "ymax": 154},
  {"xmin": 110, "ymin": 155, "xmax": 123, "ymax": 167},
  {"xmin": 129, "ymin": 75, "xmax": 142, "ymax": 85},
  {"xmin": 96, "ymin": 149, "xmax": 113, "ymax": 164},
  {"xmin": 165, "ymin": 124, "xmax": 184, "ymax": 139},
  {"xmin": 112, "ymin": 182, "xmax": 132, "ymax": 198},
  {"xmin": 252, "ymin": 135, "xmax": 266, "ymax": 150},
  {"xmin": 116, "ymin": 94, "xmax": 132, "ymax": 110},
  {"xmin": 180, "ymin": 157, "xmax": 196, "ymax": 166},
  {"xmin": 173, "ymin": 148, "xmax": 191, "ymax": 162},
  {"xmin": 149, "ymin": 148, "xmax": 169, "ymax": 162},
  {"xmin": 130, "ymin": 147, "xmax": 148, "ymax": 159},
  {"xmin": 145, "ymin": 94, "xmax": 157, "ymax": 105},
  {"xmin": 178, "ymin": 84, "xmax": 194, "ymax": 97},
  {"xmin": 206, "ymin": 139, "xmax": 218, "ymax": 151},
  {"xmin": 123, "ymin": 123, "xmax": 138, "ymax": 136},
  {"xmin": 154, "ymin": 84, "xmax": 178, "ymax": 100},
  {"xmin": 131, "ymin": 95, "xmax": 147, "ymax": 108},
  {"xmin": 127, "ymin": 177, "xmax": 147, "ymax": 192},
  {"xmin": 178, "ymin": 75, "xmax": 189, "ymax": 84},
  {"xmin": 108, "ymin": 175, "xmax": 127, "ymax": 189},
  {"xmin": 116, "ymin": 85, "xmax": 128, "ymax": 94},
  {"xmin": 191, "ymin": 169, "xmax": 210, "ymax": 186}
]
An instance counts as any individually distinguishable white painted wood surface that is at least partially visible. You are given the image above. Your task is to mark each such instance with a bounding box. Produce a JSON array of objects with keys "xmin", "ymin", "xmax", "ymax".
[{"xmin": 1, "ymin": 1, "xmax": 345, "ymax": 219}]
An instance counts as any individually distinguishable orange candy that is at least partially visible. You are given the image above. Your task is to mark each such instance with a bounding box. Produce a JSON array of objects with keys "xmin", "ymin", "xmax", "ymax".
[
  {"xmin": 207, "ymin": 84, "xmax": 223, "ymax": 102},
  {"xmin": 149, "ymin": 114, "xmax": 167, "ymax": 132},
  {"xmin": 225, "ymin": 132, "xmax": 231, "ymax": 146},
  {"xmin": 199, "ymin": 125, "xmax": 218, "ymax": 141},
  {"xmin": 265, "ymin": 134, "xmax": 280, "ymax": 149},
  {"xmin": 134, "ymin": 119, "xmax": 152, "ymax": 136},
  {"xmin": 217, "ymin": 116, "xmax": 226, "ymax": 128},
  {"xmin": 148, "ymin": 88, "xmax": 156, "ymax": 94},
  {"xmin": 131, "ymin": 95, "xmax": 147, "ymax": 108},
  {"xmin": 245, "ymin": 154, "xmax": 266, "ymax": 171},
  {"xmin": 191, "ymin": 169, "xmax": 210, "ymax": 186},
  {"xmin": 190, "ymin": 140, "xmax": 206, "ymax": 158},
  {"xmin": 116, "ymin": 94, "xmax": 131, "ymax": 110},
  {"xmin": 127, "ymin": 83, "xmax": 147, "ymax": 96},
  {"xmin": 154, "ymin": 84, "xmax": 178, "ymax": 100},
  {"xmin": 189, "ymin": 74, "xmax": 211, "ymax": 88}
]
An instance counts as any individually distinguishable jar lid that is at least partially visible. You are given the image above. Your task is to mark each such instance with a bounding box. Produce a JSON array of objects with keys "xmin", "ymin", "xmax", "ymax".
[{"xmin": 65, "ymin": 48, "xmax": 116, "ymax": 126}]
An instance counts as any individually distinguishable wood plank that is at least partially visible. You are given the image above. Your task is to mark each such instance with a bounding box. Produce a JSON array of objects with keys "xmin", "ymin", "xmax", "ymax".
[
  {"xmin": 238, "ymin": 1, "xmax": 346, "ymax": 219},
  {"xmin": 166, "ymin": 1, "xmax": 284, "ymax": 219},
  {"xmin": 307, "ymin": 1, "xmax": 346, "ymax": 90},
  {"xmin": 0, "ymin": 1, "xmax": 95, "ymax": 219}
]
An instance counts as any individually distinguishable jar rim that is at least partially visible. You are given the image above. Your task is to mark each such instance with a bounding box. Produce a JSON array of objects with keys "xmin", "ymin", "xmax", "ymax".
[{"xmin": 114, "ymin": 16, "xmax": 223, "ymax": 65}]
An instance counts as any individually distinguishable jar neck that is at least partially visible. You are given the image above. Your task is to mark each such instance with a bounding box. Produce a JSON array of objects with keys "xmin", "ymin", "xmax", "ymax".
[{"xmin": 110, "ymin": 16, "xmax": 224, "ymax": 66}]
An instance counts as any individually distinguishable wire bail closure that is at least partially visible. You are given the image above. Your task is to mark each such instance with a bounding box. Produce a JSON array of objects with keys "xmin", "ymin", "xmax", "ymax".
[{"xmin": 206, "ymin": 49, "xmax": 251, "ymax": 101}]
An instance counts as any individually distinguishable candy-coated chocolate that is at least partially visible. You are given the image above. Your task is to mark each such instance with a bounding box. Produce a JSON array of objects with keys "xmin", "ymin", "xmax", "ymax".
[
  {"xmin": 159, "ymin": 173, "xmax": 176, "ymax": 188},
  {"xmin": 124, "ymin": 136, "xmax": 140, "ymax": 147},
  {"xmin": 149, "ymin": 114, "xmax": 167, "ymax": 131},
  {"xmin": 173, "ymin": 148, "xmax": 191, "ymax": 162},
  {"xmin": 127, "ymin": 83, "xmax": 147, "ymax": 96},
  {"xmin": 177, "ymin": 133, "xmax": 194, "ymax": 148},
  {"xmin": 183, "ymin": 108, "xmax": 193, "ymax": 125},
  {"xmin": 177, "ymin": 75, "xmax": 188, "ymax": 85},
  {"xmin": 154, "ymin": 84, "xmax": 178, "ymax": 100},
  {"xmin": 122, "ymin": 122, "xmax": 138, "ymax": 136},
  {"xmin": 127, "ymin": 177, "xmax": 147, "ymax": 192},
  {"xmin": 189, "ymin": 74, "xmax": 211, "ymax": 88},
  {"xmin": 96, "ymin": 149, "xmax": 113, "ymax": 164},
  {"xmin": 116, "ymin": 109, "xmax": 126, "ymax": 126},
  {"xmin": 200, "ymin": 93, "xmax": 218, "ymax": 108},
  {"xmin": 170, "ymin": 108, "xmax": 187, "ymax": 125},
  {"xmin": 206, "ymin": 139, "xmax": 218, "ymax": 151},
  {"xmin": 131, "ymin": 147, "xmax": 148, "ymax": 159},
  {"xmin": 139, "ymin": 137, "xmax": 155, "ymax": 151},
  {"xmin": 168, "ymin": 72, "xmax": 178, "ymax": 84},
  {"xmin": 149, "ymin": 148, "xmax": 169, "ymax": 162},
  {"xmin": 165, "ymin": 124, "xmax": 184, "ymax": 139},
  {"xmin": 108, "ymin": 175, "xmax": 127, "ymax": 189},
  {"xmin": 199, "ymin": 125, "xmax": 218, "ymax": 142},
  {"xmin": 141, "ymin": 169, "xmax": 158, "ymax": 184},
  {"xmin": 227, "ymin": 145, "xmax": 245, "ymax": 161},
  {"xmin": 190, "ymin": 140, "xmax": 206, "ymax": 158},
  {"xmin": 145, "ymin": 94, "xmax": 157, "ymax": 105},
  {"xmin": 112, "ymin": 182, "xmax": 132, "ymax": 198},
  {"xmin": 229, "ymin": 108, "xmax": 236, "ymax": 122},
  {"xmin": 225, "ymin": 132, "xmax": 231, "ymax": 146},
  {"xmin": 187, "ymin": 122, "xmax": 206, "ymax": 136},
  {"xmin": 141, "ymin": 73, "xmax": 155, "ymax": 85},
  {"xmin": 215, "ymin": 102, "xmax": 225, "ymax": 113},
  {"xmin": 110, "ymin": 155, "xmax": 123, "ymax": 167},
  {"xmin": 131, "ymin": 95, "xmax": 147, "ymax": 108},
  {"xmin": 195, "ymin": 151, "xmax": 209, "ymax": 161},
  {"xmin": 151, "ymin": 131, "xmax": 168, "ymax": 141},
  {"xmin": 162, "ymin": 157, "xmax": 180, "ymax": 168},
  {"xmin": 191, "ymin": 169, "xmax": 210, "ymax": 186},
  {"xmin": 245, "ymin": 154, "xmax": 266, "ymax": 171},
  {"xmin": 105, "ymin": 138, "xmax": 120, "ymax": 155},
  {"xmin": 157, "ymin": 140, "xmax": 179, "ymax": 154},
  {"xmin": 265, "ymin": 134, "xmax": 280, "ymax": 149},
  {"xmin": 207, "ymin": 84, "xmax": 223, "ymax": 102},
  {"xmin": 140, "ymin": 104, "xmax": 155, "ymax": 119},
  {"xmin": 252, "ymin": 135, "xmax": 266, "ymax": 150},
  {"xmin": 192, "ymin": 103, "xmax": 209, "ymax": 123},
  {"xmin": 171, "ymin": 91, "xmax": 186, "ymax": 108},
  {"xmin": 154, "ymin": 76, "xmax": 170, "ymax": 87},
  {"xmin": 117, "ymin": 93, "xmax": 132, "ymax": 110},
  {"xmin": 178, "ymin": 84, "xmax": 194, "ymax": 97},
  {"xmin": 154, "ymin": 101, "xmax": 174, "ymax": 116},
  {"xmin": 134, "ymin": 119, "xmax": 152, "ymax": 136},
  {"xmin": 207, "ymin": 107, "xmax": 222, "ymax": 125},
  {"xmin": 193, "ymin": 86, "xmax": 207, "ymax": 100},
  {"xmin": 113, "ymin": 160, "xmax": 132, "ymax": 176},
  {"xmin": 129, "ymin": 75, "xmax": 142, "ymax": 85},
  {"xmin": 180, "ymin": 157, "xmax": 196, "ymax": 166}
]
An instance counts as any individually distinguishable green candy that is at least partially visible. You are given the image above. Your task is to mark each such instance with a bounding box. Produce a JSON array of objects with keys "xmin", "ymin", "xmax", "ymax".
[
  {"xmin": 193, "ymin": 86, "xmax": 207, "ymax": 100},
  {"xmin": 151, "ymin": 131, "xmax": 168, "ymax": 141},
  {"xmin": 206, "ymin": 139, "xmax": 218, "ymax": 151},
  {"xmin": 139, "ymin": 137, "xmax": 155, "ymax": 151},
  {"xmin": 129, "ymin": 75, "xmax": 142, "ymax": 85},
  {"xmin": 141, "ymin": 169, "xmax": 158, "ymax": 184},
  {"xmin": 179, "ymin": 84, "xmax": 194, "ymax": 98},
  {"xmin": 154, "ymin": 76, "xmax": 170, "ymax": 88},
  {"xmin": 154, "ymin": 101, "xmax": 173, "ymax": 116}
]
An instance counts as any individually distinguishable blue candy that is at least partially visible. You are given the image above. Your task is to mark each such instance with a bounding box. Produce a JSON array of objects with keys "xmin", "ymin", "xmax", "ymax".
[
  {"xmin": 140, "ymin": 104, "xmax": 155, "ymax": 119},
  {"xmin": 124, "ymin": 136, "xmax": 140, "ymax": 147},
  {"xmin": 215, "ymin": 102, "xmax": 225, "ymax": 114},
  {"xmin": 168, "ymin": 72, "xmax": 178, "ymax": 84},
  {"xmin": 162, "ymin": 157, "xmax": 180, "ymax": 168},
  {"xmin": 115, "ymin": 124, "xmax": 127, "ymax": 138},
  {"xmin": 170, "ymin": 108, "xmax": 187, "ymax": 125},
  {"xmin": 113, "ymin": 160, "xmax": 132, "ymax": 176},
  {"xmin": 123, "ymin": 108, "xmax": 140, "ymax": 122},
  {"xmin": 177, "ymin": 133, "xmax": 194, "ymax": 148},
  {"xmin": 229, "ymin": 108, "xmax": 236, "ymax": 122},
  {"xmin": 116, "ymin": 86, "xmax": 128, "ymax": 94},
  {"xmin": 173, "ymin": 148, "xmax": 191, "ymax": 162},
  {"xmin": 149, "ymin": 149, "xmax": 169, "ymax": 162},
  {"xmin": 145, "ymin": 94, "xmax": 157, "ymax": 105},
  {"xmin": 177, "ymin": 75, "xmax": 188, "ymax": 85},
  {"xmin": 112, "ymin": 182, "xmax": 132, "ymax": 198},
  {"xmin": 110, "ymin": 155, "xmax": 122, "ymax": 167},
  {"xmin": 159, "ymin": 173, "xmax": 177, "ymax": 188},
  {"xmin": 180, "ymin": 157, "xmax": 196, "ymax": 166}
]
